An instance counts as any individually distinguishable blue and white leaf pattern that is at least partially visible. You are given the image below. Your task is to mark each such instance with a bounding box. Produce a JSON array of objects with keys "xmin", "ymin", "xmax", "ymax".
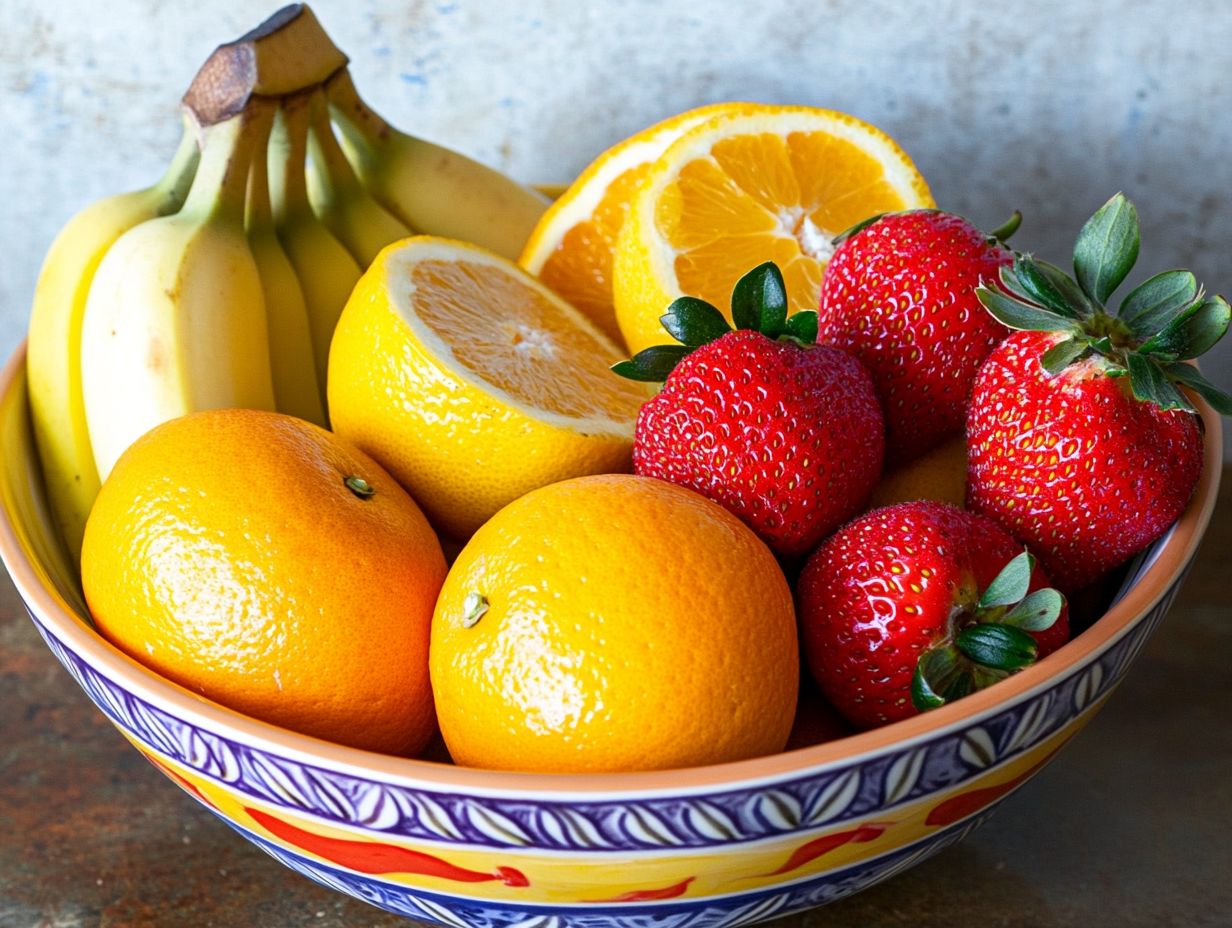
[
  {"xmin": 1005, "ymin": 692, "xmax": 1054, "ymax": 753},
  {"xmin": 404, "ymin": 790, "xmax": 466, "ymax": 841},
  {"xmin": 354, "ymin": 784, "xmax": 402, "ymax": 829},
  {"xmin": 537, "ymin": 805, "xmax": 610, "ymax": 848},
  {"xmin": 21, "ymin": 540, "xmax": 1182, "ymax": 878},
  {"xmin": 803, "ymin": 768, "xmax": 860, "ymax": 825},
  {"xmin": 883, "ymin": 747, "xmax": 927, "ymax": 805},
  {"xmin": 508, "ymin": 915, "xmax": 566, "ymax": 928},
  {"xmin": 958, "ymin": 728, "xmax": 997, "ymax": 769},
  {"xmin": 683, "ymin": 801, "xmax": 740, "ymax": 841},
  {"xmin": 247, "ymin": 751, "xmax": 311, "ymax": 808},
  {"xmin": 1073, "ymin": 664, "xmax": 1104, "ymax": 712},
  {"xmin": 617, "ymin": 805, "xmax": 687, "ymax": 846},
  {"xmin": 463, "ymin": 800, "xmax": 534, "ymax": 846},
  {"xmin": 748, "ymin": 790, "xmax": 801, "ymax": 831}
]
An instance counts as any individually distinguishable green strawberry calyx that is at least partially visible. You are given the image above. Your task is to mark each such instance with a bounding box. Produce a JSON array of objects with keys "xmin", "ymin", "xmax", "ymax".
[
  {"xmin": 975, "ymin": 192, "xmax": 1232, "ymax": 416},
  {"xmin": 612, "ymin": 262, "xmax": 819, "ymax": 383},
  {"xmin": 830, "ymin": 208, "xmax": 1023, "ymax": 248},
  {"xmin": 911, "ymin": 551, "xmax": 1065, "ymax": 712}
]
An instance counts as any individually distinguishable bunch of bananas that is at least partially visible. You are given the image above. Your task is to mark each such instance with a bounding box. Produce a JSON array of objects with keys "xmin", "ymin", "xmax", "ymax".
[{"xmin": 27, "ymin": 4, "xmax": 549, "ymax": 562}]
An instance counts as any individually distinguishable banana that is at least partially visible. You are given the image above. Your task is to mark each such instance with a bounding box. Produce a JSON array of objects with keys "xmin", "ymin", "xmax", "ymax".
[
  {"xmin": 325, "ymin": 68, "xmax": 550, "ymax": 260},
  {"xmin": 246, "ymin": 106, "xmax": 327, "ymax": 427},
  {"xmin": 81, "ymin": 100, "xmax": 278, "ymax": 481},
  {"xmin": 270, "ymin": 91, "xmax": 362, "ymax": 407},
  {"xmin": 305, "ymin": 88, "xmax": 410, "ymax": 268},
  {"xmin": 27, "ymin": 124, "xmax": 199, "ymax": 561}
]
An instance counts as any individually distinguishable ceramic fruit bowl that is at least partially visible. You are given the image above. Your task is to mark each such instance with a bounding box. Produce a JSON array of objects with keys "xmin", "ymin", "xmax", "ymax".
[{"xmin": 0, "ymin": 342, "xmax": 1221, "ymax": 927}]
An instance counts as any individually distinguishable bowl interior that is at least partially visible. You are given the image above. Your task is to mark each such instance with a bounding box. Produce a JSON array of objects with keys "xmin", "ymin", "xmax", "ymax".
[
  {"xmin": 0, "ymin": 355, "xmax": 89, "ymax": 619},
  {"xmin": 0, "ymin": 342, "xmax": 1223, "ymax": 794}
]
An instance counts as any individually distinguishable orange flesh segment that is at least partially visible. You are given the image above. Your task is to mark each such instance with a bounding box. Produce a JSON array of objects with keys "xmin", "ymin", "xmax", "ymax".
[
  {"xmin": 408, "ymin": 259, "xmax": 647, "ymax": 422},
  {"xmin": 537, "ymin": 165, "xmax": 651, "ymax": 343},
  {"xmin": 661, "ymin": 129, "xmax": 916, "ymax": 315}
]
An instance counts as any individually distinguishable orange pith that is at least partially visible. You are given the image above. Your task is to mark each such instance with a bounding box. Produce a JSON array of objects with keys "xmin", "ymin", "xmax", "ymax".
[
  {"xmin": 81, "ymin": 409, "xmax": 446, "ymax": 757},
  {"xmin": 328, "ymin": 237, "xmax": 648, "ymax": 541},
  {"xmin": 409, "ymin": 258, "xmax": 644, "ymax": 422}
]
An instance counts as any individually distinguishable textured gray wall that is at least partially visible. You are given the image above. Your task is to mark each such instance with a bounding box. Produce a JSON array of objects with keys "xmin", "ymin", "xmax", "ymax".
[{"xmin": 3, "ymin": 0, "xmax": 1230, "ymax": 454}]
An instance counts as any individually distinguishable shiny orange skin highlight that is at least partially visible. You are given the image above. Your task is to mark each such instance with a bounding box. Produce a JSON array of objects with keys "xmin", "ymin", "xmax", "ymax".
[
  {"xmin": 81, "ymin": 409, "xmax": 447, "ymax": 756},
  {"xmin": 430, "ymin": 474, "xmax": 799, "ymax": 773}
]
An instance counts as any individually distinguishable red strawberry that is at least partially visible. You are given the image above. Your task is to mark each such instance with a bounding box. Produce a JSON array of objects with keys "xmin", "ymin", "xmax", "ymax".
[
  {"xmin": 797, "ymin": 501, "xmax": 1069, "ymax": 730},
  {"xmin": 614, "ymin": 263, "xmax": 884, "ymax": 557},
  {"xmin": 818, "ymin": 209, "xmax": 1019, "ymax": 463},
  {"xmin": 968, "ymin": 194, "xmax": 1230, "ymax": 592}
]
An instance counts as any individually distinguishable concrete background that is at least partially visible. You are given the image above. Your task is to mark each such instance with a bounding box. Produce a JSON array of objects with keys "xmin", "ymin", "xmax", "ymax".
[{"xmin": 2, "ymin": 0, "xmax": 1230, "ymax": 455}]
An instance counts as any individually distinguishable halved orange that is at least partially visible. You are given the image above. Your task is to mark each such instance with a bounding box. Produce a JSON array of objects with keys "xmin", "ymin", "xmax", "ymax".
[
  {"xmin": 613, "ymin": 106, "xmax": 934, "ymax": 353},
  {"xmin": 518, "ymin": 103, "xmax": 740, "ymax": 346},
  {"xmin": 327, "ymin": 236, "xmax": 652, "ymax": 539}
]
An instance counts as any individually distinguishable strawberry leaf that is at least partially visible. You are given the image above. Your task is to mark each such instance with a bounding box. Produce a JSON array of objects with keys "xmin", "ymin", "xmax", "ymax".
[
  {"xmin": 1040, "ymin": 336, "xmax": 1090, "ymax": 375},
  {"xmin": 1126, "ymin": 352, "xmax": 1195, "ymax": 412},
  {"xmin": 957, "ymin": 625, "xmax": 1038, "ymax": 672},
  {"xmin": 998, "ymin": 263, "xmax": 1040, "ymax": 305},
  {"xmin": 1119, "ymin": 269, "xmax": 1200, "ymax": 338},
  {"xmin": 977, "ymin": 286, "xmax": 1081, "ymax": 333},
  {"xmin": 1073, "ymin": 193, "xmax": 1140, "ymax": 304},
  {"xmin": 1000, "ymin": 588, "xmax": 1065, "ymax": 632},
  {"xmin": 1036, "ymin": 260, "xmax": 1097, "ymax": 318},
  {"xmin": 732, "ymin": 262, "xmax": 788, "ymax": 335},
  {"xmin": 660, "ymin": 296, "xmax": 732, "ymax": 347},
  {"xmin": 978, "ymin": 550, "xmax": 1035, "ymax": 609},
  {"xmin": 912, "ymin": 645, "xmax": 962, "ymax": 711},
  {"xmin": 1139, "ymin": 295, "xmax": 1231, "ymax": 361},
  {"xmin": 782, "ymin": 310, "xmax": 818, "ymax": 347},
  {"xmin": 1164, "ymin": 363, "xmax": 1232, "ymax": 415},
  {"xmin": 611, "ymin": 345, "xmax": 692, "ymax": 382},
  {"xmin": 971, "ymin": 665, "xmax": 1008, "ymax": 690},
  {"xmin": 1011, "ymin": 257, "xmax": 1084, "ymax": 319}
]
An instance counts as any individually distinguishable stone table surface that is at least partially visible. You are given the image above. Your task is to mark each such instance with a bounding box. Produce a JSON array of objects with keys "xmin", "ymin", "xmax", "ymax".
[{"xmin": 1, "ymin": 475, "xmax": 1229, "ymax": 928}]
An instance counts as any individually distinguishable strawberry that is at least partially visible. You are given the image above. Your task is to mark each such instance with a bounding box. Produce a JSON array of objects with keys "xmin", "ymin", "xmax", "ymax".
[
  {"xmin": 818, "ymin": 209, "xmax": 1021, "ymax": 463},
  {"xmin": 613, "ymin": 263, "xmax": 884, "ymax": 558},
  {"xmin": 797, "ymin": 501, "xmax": 1069, "ymax": 730},
  {"xmin": 968, "ymin": 193, "xmax": 1231, "ymax": 592}
]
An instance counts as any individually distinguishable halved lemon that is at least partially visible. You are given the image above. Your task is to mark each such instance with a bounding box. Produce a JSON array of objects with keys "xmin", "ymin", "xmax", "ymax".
[
  {"xmin": 518, "ymin": 103, "xmax": 741, "ymax": 346},
  {"xmin": 327, "ymin": 236, "xmax": 651, "ymax": 539},
  {"xmin": 613, "ymin": 105, "xmax": 934, "ymax": 353}
]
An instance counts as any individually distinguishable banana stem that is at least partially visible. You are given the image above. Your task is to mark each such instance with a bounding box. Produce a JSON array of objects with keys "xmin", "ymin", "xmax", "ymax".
[
  {"xmin": 153, "ymin": 118, "xmax": 203, "ymax": 216},
  {"xmin": 323, "ymin": 68, "xmax": 390, "ymax": 161},
  {"xmin": 306, "ymin": 87, "xmax": 362, "ymax": 198},
  {"xmin": 244, "ymin": 104, "xmax": 277, "ymax": 232},
  {"xmin": 182, "ymin": 5, "xmax": 348, "ymax": 124},
  {"xmin": 270, "ymin": 92, "xmax": 313, "ymax": 223},
  {"xmin": 180, "ymin": 98, "xmax": 276, "ymax": 222}
]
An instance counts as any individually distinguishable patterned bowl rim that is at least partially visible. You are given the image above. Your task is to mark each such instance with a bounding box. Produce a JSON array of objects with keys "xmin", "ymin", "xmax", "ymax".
[{"xmin": 0, "ymin": 342, "xmax": 1222, "ymax": 799}]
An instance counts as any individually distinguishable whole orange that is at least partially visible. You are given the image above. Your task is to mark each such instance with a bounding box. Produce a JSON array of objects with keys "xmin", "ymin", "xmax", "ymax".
[
  {"xmin": 81, "ymin": 409, "xmax": 447, "ymax": 756},
  {"xmin": 430, "ymin": 474, "xmax": 799, "ymax": 773}
]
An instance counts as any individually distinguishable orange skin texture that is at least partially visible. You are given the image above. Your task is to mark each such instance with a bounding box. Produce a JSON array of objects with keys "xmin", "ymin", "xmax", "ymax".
[
  {"xmin": 82, "ymin": 409, "xmax": 446, "ymax": 756},
  {"xmin": 430, "ymin": 474, "xmax": 799, "ymax": 773},
  {"xmin": 328, "ymin": 242, "xmax": 646, "ymax": 541}
]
